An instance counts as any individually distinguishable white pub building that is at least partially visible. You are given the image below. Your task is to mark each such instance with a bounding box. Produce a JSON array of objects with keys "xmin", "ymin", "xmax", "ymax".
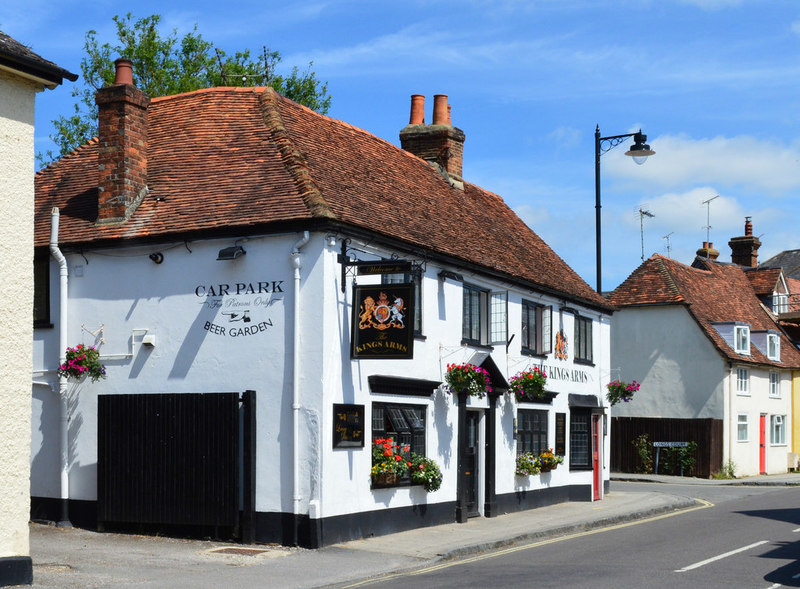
[{"xmin": 31, "ymin": 60, "xmax": 613, "ymax": 547}]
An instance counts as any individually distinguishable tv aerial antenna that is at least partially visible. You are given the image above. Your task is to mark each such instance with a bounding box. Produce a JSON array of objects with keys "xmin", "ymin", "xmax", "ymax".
[
  {"xmin": 662, "ymin": 232, "xmax": 674, "ymax": 258},
  {"xmin": 701, "ymin": 195, "xmax": 720, "ymax": 250},
  {"xmin": 639, "ymin": 207, "xmax": 655, "ymax": 261}
]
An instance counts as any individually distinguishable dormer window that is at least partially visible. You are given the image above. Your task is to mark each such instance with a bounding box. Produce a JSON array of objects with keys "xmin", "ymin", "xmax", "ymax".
[
  {"xmin": 767, "ymin": 334, "xmax": 780, "ymax": 361},
  {"xmin": 735, "ymin": 325, "xmax": 750, "ymax": 355}
]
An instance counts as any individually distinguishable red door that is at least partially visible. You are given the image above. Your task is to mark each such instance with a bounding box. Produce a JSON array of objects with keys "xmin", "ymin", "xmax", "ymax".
[
  {"xmin": 592, "ymin": 415, "xmax": 601, "ymax": 500},
  {"xmin": 759, "ymin": 414, "xmax": 767, "ymax": 474}
]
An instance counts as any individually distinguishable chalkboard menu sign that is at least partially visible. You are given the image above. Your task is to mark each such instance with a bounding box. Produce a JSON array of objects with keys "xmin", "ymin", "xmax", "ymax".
[
  {"xmin": 555, "ymin": 412, "xmax": 566, "ymax": 456},
  {"xmin": 333, "ymin": 404, "xmax": 365, "ymax": 448}
]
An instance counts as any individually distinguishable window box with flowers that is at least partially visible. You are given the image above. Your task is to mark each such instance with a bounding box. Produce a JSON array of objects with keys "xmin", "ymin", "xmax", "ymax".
[
  {"xmin": 444, "ymin": 362, "xmax": 492, "ymax": 398},
  {"xmin": 371, "ymin": 438, "xmax": 410, "ymax": 486},
  {"xmin": 515, "ymin": 452, "xmax": 541, "ymax": 476},
  {"xmin": 371, "ymin": 438, "xmax": 442, "ymax": 492},
  {"xmin": 57, "ymin": 344, "xmax": 106, "ymax": 382},
  {"xmin": 538, "ymin": 448, "xmax": 564, "ymax": 472},
  {"xmin": 509, "ymin": 367, "xmax": 557, "ymax": 403},
  {"xmin": 606, "ymin": 380, "xmax": 640, "ymax": 406}
]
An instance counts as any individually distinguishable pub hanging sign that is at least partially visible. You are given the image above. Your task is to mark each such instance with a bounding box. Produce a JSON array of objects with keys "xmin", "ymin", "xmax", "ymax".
[{"xmin": 351, "ymin": 283, "xmax": 414, "ymax": 359}]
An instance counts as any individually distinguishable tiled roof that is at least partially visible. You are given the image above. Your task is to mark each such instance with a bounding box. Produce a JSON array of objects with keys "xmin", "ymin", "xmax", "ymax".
[
  {"xmin": 35, "ymin": 86, "xmax": 609, "ymax": 311},
  {"xmin": 0, "ymin": 30, "xmax": 77, "ymax": 84},
  {"xmin": 760, "ymin": 249, "xmax": 800, "ymax": 281},
  {"xmin": 744, "ymin": 267, "xmax": 782, "ymax": 296},
  {"xmin": 608, "ymin": 254, "xmax": 800, "ymax": 368}
]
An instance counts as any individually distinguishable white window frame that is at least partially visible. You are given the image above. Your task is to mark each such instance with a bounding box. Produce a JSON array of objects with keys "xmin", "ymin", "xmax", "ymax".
[
  {"xmin": 521, "ymin": 300, "xmax": 553, "ymax": 356},
  {"xmin": 737, "ymin": 413, "xmax": 748, "ymax": 442},
  {"xmin": 462, "ymin": 284, "xmax": 507, "ymax": 347},
  {"xmin": 735, "ymin": 325, "xmax": 750, "ymax": 355},
  {"xmin": 771, "ymin": 414, "xmax": 786, "ymax": 446},
  {"xmin": 489, "ymin": 291, "xmax": 508, "ymax": 345},
  {"xmin": 736, "ymin": 367, "xmax": 750, "ymax": 395},
  {"xmin": 767, "ymin": 334, "xmax": 780, "ymax": 361},
  {"xmin": 769, "ymin": 372, "xmax": 781, "ymax": 398},
  {"xmin": 773, "ymin": 293, "xmax": 788, "ymax": 314}
]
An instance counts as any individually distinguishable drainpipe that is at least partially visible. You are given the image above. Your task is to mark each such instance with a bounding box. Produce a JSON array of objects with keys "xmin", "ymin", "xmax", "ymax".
[
  {"xmin": 49, "ymin": 208, "xmax": 71, "ymax": 527},
  {"xmin": 289, "ymin": 231, "xmax": 310, "ymax": 545}
]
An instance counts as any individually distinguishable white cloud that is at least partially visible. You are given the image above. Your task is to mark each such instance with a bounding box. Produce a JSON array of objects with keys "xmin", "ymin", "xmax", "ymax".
[
  {"xmin": 514, "ymin": 204, "xmax": 552, "ymax": 231},
  {"xmin": 605, "ymin": 134, "xmax": 800, "ymax": 196}
]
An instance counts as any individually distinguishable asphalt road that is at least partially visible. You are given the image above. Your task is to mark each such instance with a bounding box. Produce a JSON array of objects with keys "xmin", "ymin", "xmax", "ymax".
[{"xmin": 364, "ymin": 483, "xmax": 800, "ymax": 589}]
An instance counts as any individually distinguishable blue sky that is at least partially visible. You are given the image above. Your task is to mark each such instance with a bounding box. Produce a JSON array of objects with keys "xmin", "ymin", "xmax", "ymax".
[{"xmin": 4, "ymin": 0, "xmax": 800, "ymax": 291}]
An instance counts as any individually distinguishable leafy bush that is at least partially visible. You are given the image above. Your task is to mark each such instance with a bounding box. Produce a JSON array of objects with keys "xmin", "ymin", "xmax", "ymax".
[{"xmin": 632, "ymin": 433, "xmax": 654, "ymax": 474}]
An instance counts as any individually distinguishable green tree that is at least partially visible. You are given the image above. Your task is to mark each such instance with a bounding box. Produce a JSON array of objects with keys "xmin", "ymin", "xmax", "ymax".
[{"xmin": 39, "ymin": 13, "xmax": 330, "ymax": 165}]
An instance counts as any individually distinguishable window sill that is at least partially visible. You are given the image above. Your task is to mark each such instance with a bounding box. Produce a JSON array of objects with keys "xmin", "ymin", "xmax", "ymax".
[
  {"xmin": 414, "ymin": 334, "xmax": 427, "ymax": 341},
  {"xmin": 460, "ymin": 340, "xmax": 494, "ymax": 351},
  {"xmin": 34, "ymin": 322, "xmax": 54, "ymax": 329},
  {"xmin": 370, "ymin": 480, "xmax": 420, "ymax": 490},
  {"xmin": 736, "ymin": 392, "xmax": 751, "ymax": 397},
  {"xmin": 569, "ymin": 465, "xmax": 593, "ymax": 472},
  {"xmin": 520, "ymin": 348, "xmax": 548, "ymax": 358},
  {"xmin": 769, "ymin": 395, "xmax": 781, "ymax": 399},
  {"xmin": 574, "ymin": 359, "xmax": 594, "ymax": 367}
]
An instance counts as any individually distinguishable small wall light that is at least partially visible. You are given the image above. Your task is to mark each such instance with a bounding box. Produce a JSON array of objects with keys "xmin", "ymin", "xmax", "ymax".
[
  {"xmin": 149, "ymin": 252, "xmax": 164, "ymax": 264},
  {"xmin": 142, "ymin": 334, "xmax": 156, "ymax": 347},
  {"xmin": 217, "ymin": 246, "xmax": 246, "ymax": 261}
]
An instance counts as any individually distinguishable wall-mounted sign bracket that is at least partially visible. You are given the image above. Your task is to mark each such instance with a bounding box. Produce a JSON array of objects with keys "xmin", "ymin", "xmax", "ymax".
[{"xmin": 337, "ymin": 239, "xmax": 421, "ymax": 293}]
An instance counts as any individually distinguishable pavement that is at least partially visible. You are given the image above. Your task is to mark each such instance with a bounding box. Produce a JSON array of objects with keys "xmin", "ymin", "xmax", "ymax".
[{"xmin": 23, "ymin": 472, "xmax": 800, "ymax": 588}]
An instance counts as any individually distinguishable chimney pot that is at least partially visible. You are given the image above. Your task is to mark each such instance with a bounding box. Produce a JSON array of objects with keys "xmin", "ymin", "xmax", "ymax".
[
  {"xmin": 447, "ymin": 104, "xmax": 452, "ymax": 125},
  {"xmin": 432, "ymin": 94, "xmax": 448, "ymax": 125},
  {"xmin": 744, "ymin": 216, "xmax": 753, "ymax": 236},
  {"xmin": 409, "ymin": 94, "xmax": 425, "ymax": 125},
  {"xmin": 114, "ymin": 58, "xmax": 134, "ymax": 86}
]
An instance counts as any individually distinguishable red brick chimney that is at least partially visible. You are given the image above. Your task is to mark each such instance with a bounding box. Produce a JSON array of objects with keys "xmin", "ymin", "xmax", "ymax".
[
  {"xmin": 399, "ymin": 94, "xmax": 465, "ymax": 189},
  {"xmin": 94, "ymin": 58, "xmax": 150, "ymax": 224},
  {"xmin": 729, "ymin": 217, "xmax": 761, "ymax": 267},
  {"xmin": 696, "ymin": 241, "xmax": 720, "ymax": 260}
]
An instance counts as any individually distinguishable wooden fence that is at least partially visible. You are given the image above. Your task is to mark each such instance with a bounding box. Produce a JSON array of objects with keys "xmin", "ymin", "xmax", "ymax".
[{"xmin": 611, "ymin": 417, "xmax": 723, "ymax": 479}]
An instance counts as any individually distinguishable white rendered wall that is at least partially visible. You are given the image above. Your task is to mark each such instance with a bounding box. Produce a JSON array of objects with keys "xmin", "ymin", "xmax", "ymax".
[
  {"xmin": 32, "ymin": 233, "xmax": 311, "ymax": 514},
  {"xmin": 33, "ymin": 230, "xmax": 612, "ymax": 523},
  {"xmin": 0, "ymin": 70, "xmax": 36, "ymax": 558},
  {"xmin": 611, "ymin": 305, "xmax": 726, "ymax": 419}
]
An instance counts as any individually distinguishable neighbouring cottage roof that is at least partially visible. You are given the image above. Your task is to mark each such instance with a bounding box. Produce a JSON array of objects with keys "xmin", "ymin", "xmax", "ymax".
[
  {"xmin": 607, "ymin": 254, "xmax": 800, "ymax": 368},
  {"xmin": 744, "ymin": 267, "xmax": 783, "ymax": 296},
  {"xmin": 0, "ymin": 30, "xmax": 77, "ymax": 86},
  {"xmin": 34, "ymin": 86, "xmax": 610, "ymax": 311},
  {"xmin": 761, "ymin": 249, "xmax": 800, "ymax": 281}
]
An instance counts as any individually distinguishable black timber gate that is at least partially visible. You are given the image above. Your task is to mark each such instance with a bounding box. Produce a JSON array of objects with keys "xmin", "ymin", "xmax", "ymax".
[
  {"xmin": 611, "ymin": 416, "xmax": 723, "ymax": 479},
  {"xmin": 97, "ymin": 391, "xmax": 256, "ymax": 542}
]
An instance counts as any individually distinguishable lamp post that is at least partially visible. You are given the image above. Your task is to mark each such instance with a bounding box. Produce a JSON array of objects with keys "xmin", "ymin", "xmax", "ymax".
[{"xmin": 594, "ymin": 126, "xmax": 655, "ymax": 293}]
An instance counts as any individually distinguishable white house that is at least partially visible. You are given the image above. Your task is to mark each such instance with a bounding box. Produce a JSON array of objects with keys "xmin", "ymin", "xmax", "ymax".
[
  {"xmin": 0, "ymin": 30, "xmax": 75, "ymax": 587},
  {"xmin": 31, "ymin": 62, "xmax": 613, "ymax": 547},
  {"xmin": 608, "ymin": 223, "xmax": 800, "ymax": 478}
]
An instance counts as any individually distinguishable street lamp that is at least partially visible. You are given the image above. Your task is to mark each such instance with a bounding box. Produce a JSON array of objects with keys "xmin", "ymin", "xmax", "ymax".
[{"xmin": 594, "ymin": 126, "xmax": 655, "ymax": 293}]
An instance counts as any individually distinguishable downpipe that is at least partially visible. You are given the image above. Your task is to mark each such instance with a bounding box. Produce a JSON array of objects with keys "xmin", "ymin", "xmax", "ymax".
[
  {"xmin": 290, "ymin": 231, "xmax": 310, "ymax": 545},
  {"xmin": 49, "ymin": 207, "xmax": 71, "ymax": 527}
]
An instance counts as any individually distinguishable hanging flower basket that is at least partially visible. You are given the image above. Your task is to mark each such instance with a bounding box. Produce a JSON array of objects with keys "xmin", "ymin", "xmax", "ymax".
[
  {"xmin": 538, "ymin": 449, "xmax": 564, "ymax": 472},
  {"xmin": 444, "ymin": 363, "xmax": 492, "ymax": 398},
  {"xmin": 509, "ymin": 367, "xmax": 547, "ymax": 402},
  {"xmin": 606, "ymin": 380, "xmax": 640, "ymax": 406},
  {"xmin": 57, "ymin": 344, "xmax": 106, "ymax": 382}
]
